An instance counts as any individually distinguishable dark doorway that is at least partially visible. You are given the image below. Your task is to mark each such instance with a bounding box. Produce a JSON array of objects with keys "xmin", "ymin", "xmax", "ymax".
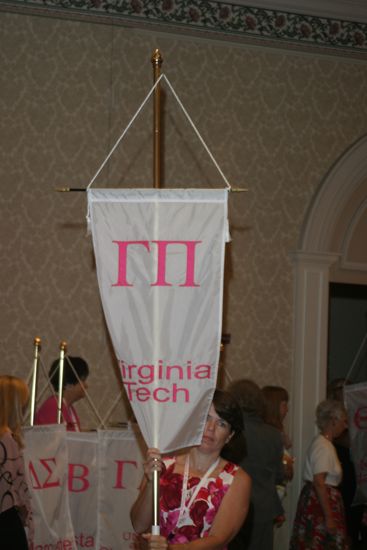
[{"xmin": 327, "ymin": 283, "xmax": 367, "ymax": 385}]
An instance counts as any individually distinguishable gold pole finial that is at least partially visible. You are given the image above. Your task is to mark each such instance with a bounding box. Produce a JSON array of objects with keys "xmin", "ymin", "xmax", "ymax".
[
  {"xmin": 151, "ymin": 49, "xmax": 163, "ymax": 69},
  {"xmin": 59, "ymin": 340, "xmax": 67, "ymax": 352},
  {"xmin": 151, "ymin": 50, "xmax": 163, "ymax": 189}
]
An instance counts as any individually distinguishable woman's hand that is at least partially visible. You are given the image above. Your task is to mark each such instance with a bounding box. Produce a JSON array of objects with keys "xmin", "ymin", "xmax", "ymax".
[
  {"xmin": 144, "ymin": 448, "xmax": 164, "ymax": 482},
  {"xmin": 325, "ymin": 516, "xmax": 337, "ymax": 536},
  {"xmin": 282, "ymin": 453, "xmax": 294, "ymax": 481},
  {"xmin": 141, "ymin": 533, "xmax": 168, "ymax": 550}
]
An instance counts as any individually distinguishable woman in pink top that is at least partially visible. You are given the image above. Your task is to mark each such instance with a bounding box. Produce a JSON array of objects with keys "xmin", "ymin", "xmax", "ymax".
[
  {"xmin": 131, "ymin": 389, "xmax": 251, "ymax": 550},
  {"xmin": 35, "ymin": 356, "xmax": 89, "ymax": 431}
]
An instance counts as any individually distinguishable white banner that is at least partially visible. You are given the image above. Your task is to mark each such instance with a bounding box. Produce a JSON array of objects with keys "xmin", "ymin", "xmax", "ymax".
[
  {"xmin": 97, "ymin": 429, "xmax": 144, "ymax": 550},
  {"xmin": 23, "ymin": 427, "xmax": 145, "ymax": 550},
  {"xmin": 344, "ymin": 382, "xmax": 367, "ymax": 504},
  {"xmin": 88, "ymin": 189, "xmax": 229, "ymax": 452},
  {"xmin": 24, "ymin": 425, "xmax": 77, "ymax": 550},
  {"xmin": 67, "ymin": 432, "xmax": 99, "ymax": 548}
]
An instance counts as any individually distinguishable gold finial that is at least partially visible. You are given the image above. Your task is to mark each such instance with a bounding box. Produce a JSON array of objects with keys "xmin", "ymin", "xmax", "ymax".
[
  {"xmin": 33, "ymin": 336, "xmax": 41, "ymax": 346},
  {"xmin": 151, "ymin": 49, "xmax": 163, "ymax": 68},
  {"xmin": 59, "ymin": 341, "xmax": 67, "ymax": 352}
]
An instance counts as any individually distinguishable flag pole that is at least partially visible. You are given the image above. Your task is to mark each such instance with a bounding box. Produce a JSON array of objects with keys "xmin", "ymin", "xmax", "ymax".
[
  {"xmin": 152, "ymin": 49, "xmax": 163, "ymax": 190},
  {"xmin": 57, "ymin": 341, "xmax": 67, "ymax": 424},
  {"xmin": 29, "ymin": 336, "xmax": 41, "ymax": 426},
  {"xmin": 151, "ymin": 48, "xmax": 163, "ymax": 535}
]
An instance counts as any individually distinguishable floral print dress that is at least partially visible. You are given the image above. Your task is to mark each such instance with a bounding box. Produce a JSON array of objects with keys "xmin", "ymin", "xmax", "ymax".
[{"xmin": 160, "ymin": 457, "xmax": 239, "ymax": 544}]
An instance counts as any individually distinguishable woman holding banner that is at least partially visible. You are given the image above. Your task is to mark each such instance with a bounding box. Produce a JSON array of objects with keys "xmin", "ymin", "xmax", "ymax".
[
  {"xmin": 131, "ymin": 389, "xmax": 251, "ymax": 550},
  {"xmin": 0, "ymin": 375, "xmax": 33, "ymax": 549}
]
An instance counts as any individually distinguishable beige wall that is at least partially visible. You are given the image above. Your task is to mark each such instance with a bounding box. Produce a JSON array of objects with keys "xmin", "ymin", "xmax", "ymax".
[{"xmin": 1, "ymin": 10, "xmax": 367, "ymax": 427}]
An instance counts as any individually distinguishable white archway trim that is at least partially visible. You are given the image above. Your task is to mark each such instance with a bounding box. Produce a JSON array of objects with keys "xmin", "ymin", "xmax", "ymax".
[
  {"xmin": 289, "ymin": 251, "xmax": 339, "ymax": 516},
  {"xmin": 299, "ymin": 134, "xmax": 367, "ymax": 252},
  {"xmin": 290, "ymin": 133, "xmax": 367, "ymax": 528},
  {"xmin": 341, "ymin": 196, "xmax": 367, "ymax": 271}
]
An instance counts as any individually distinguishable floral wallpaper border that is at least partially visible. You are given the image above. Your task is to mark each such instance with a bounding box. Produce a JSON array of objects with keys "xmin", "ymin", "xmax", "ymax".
[{"xmin": 1, "ymin": 0, "xmax": 367, "ymax": 55}]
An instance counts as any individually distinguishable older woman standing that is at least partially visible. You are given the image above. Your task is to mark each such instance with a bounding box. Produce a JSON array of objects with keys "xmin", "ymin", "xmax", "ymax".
[
  {"xmin": 131, "ymin": 389, "xmax": 251, "ymax": 550},
  {"xmin": 290, "ymin": 399, "xmax": 349, "ymax": 549}
]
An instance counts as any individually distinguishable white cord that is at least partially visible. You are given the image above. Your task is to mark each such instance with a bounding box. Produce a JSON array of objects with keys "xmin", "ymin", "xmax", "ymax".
[
  {"xmin": 345, "ymin": 332, "xmax": 367, "ymax": 382},
  {"xmin": 162, "ymin": 75, "xmax": 231, "ymax": 190},
  {"xmin": 86, "ymin": 72, "xmax": 232, "ymax": 191},
  {"xmin": 100, "ymin": 391, "xmax": 124, "ymax": 428},
  {"xmin": 86, "ymin": 74, "xmax": 165, "ymax": 191}
]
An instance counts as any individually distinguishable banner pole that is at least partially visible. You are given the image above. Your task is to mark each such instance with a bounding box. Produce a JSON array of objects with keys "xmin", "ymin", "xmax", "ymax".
[
  {"xmin": 151, "ymin": 49, "xmax": 163, "ymax": 190},
  {"xmin": 152, "ymin": 466, "xmax": 160, "ymax": 535},
  {"xmin": 57, "ymin": 341, "xmax": 67, "ymax": 424},
  {"xmin": 29, "ymin": 336, "xmax": 41, "ymax": 426},
  {"xmin": 151, "ymin": 49, "xmax": 163, "ymax": 535}
]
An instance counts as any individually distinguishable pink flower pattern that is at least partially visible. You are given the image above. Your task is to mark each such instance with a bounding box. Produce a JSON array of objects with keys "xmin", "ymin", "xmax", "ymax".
[{"xmin": 160, "ymin": 457, "xmax": 239, "ymax": 544}]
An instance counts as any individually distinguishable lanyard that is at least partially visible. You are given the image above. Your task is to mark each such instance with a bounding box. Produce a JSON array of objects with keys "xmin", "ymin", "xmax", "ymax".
[{"xmin": 176, "ymin": 454, "xmax": 220, "ymax": 528}]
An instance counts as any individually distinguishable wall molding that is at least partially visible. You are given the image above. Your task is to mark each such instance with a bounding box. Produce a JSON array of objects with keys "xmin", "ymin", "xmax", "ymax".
[
  {"xmin": 289, "ymin": 134, "xmax": 367, "ymax": 525},
  {"xmin": 1, "ymin": 0, "xmax": 367, "ymax": 58}
]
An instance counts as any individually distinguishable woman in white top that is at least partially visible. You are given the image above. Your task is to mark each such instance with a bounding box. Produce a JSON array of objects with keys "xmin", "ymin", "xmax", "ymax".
[{"xmin": 290, "ymin": 399, "xmax": 349, "ymax": 549}]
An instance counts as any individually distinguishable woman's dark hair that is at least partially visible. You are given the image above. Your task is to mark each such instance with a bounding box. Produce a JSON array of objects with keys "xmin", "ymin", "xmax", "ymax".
[
  {"xmin": 262, "ymin": 385, "xmax": 289, "ymax": 431},
  {"xmin": 227, "ymin": 378, "xmax": 265, "ymax": 417},
  {"xmin": 212, "ymin": 388, "xmax": 243, "ymax": 435},
  {"xmin": 213, "ymin": 389, "xmax": 246, "ymax": 462},
  {"xmin": 49, "ymin": 356, "xmax": 89, "ymax": 391},
  {"xmin": 327, "ymin": 378, "xmax": 350, "ymax": 402}
]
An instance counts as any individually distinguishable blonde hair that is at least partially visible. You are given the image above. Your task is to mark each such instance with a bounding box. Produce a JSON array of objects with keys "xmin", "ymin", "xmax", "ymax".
[{"xmin": 0, "ymin": 375, "xmax": 29, "ymax": 448}]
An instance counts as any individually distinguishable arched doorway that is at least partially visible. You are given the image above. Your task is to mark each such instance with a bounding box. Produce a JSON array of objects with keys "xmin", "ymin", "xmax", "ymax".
[{"xmin": 289, "ymin": 134, "xmax": 367, "ymax": 519}]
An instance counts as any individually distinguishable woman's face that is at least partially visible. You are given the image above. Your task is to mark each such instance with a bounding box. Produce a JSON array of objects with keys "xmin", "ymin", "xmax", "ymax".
[
  {"xmin": 200, "ymin": 404, "xmax": 233, "ymax": 454},
  {"xmin": 331, "ymin": 413, "xmax": 348, "ymax": 439},
  {"xmin": 67, "ymin": 377, "xmax": 88, "ymax": 403}
]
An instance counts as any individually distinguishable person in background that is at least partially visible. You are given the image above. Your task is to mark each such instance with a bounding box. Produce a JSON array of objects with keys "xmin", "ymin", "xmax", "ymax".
[
  {"xmin": 327, "ymin": 378, "xmax": 365, "ymax": 548},
  {"xmin": 227, "ymin": 379, "xmax": 284, "ymax": 550},
  {"xmin": 35, "ymin": 356, "xmax": 89, "ymax": 431},
  {"xmin": 0, "ymin": 375, "xmax": 33, "ymax": 549},
  {"xmin": 262, "ymin": 385, "xmax": 294, "ymax": 503},
  {"xmin": 130, "ymin": 389, "xmax": 251, "ymax": 550},
  {"xmin": 290, "ymin": 399, "xmax": 349, "ymax": 550}
]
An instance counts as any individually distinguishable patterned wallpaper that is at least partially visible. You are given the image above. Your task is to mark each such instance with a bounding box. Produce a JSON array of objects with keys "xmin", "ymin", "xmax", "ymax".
[
  {"xmin": 2, "ymin": 0, "xmax": 367, "ymax": 56},
  {"xmin": 1, "ymin": 9, "xmax": 367, "ymax": 427}
]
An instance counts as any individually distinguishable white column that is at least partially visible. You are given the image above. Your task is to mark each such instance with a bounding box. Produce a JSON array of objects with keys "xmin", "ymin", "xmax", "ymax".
[{"xmin": 288, "ymin": 251, "xmax": 339, "ymax": 522}]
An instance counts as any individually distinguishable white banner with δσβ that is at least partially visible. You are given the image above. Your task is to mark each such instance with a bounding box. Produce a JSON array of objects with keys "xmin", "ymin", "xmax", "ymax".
[
  {"xmin": 67, "ymin": 431, "xmax": 99, "ymax": 547},
  {"xmin": 24, "ymin": 425, "xmax": 77, "ymax": 550},
  {"xmin": 344, "ymin": 382, "xmax": 367, "ymax": 504},
  {"xmin": 23, "ymin": 426, "xmax": 145, "ymax": 550},
  {"xmin": 88, "ymin": 188, "xmax": 229, "ymax": 452}
]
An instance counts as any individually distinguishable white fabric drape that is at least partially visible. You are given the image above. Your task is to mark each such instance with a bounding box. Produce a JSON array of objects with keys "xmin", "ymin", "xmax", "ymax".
[
  {"xmin": 24, "ymin": 425, "xmax": 77, "ymax": 549},
  {"xmin": 344, "ymin": 382, "xmax": 367, "ymax": 504},
  {"xmin": 23, "ymin": 427, "xmax": 144, "ymax": 549},
  {"xmin": 88, "ymin": 189, "xmax": 229, "ymax": 452}
]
